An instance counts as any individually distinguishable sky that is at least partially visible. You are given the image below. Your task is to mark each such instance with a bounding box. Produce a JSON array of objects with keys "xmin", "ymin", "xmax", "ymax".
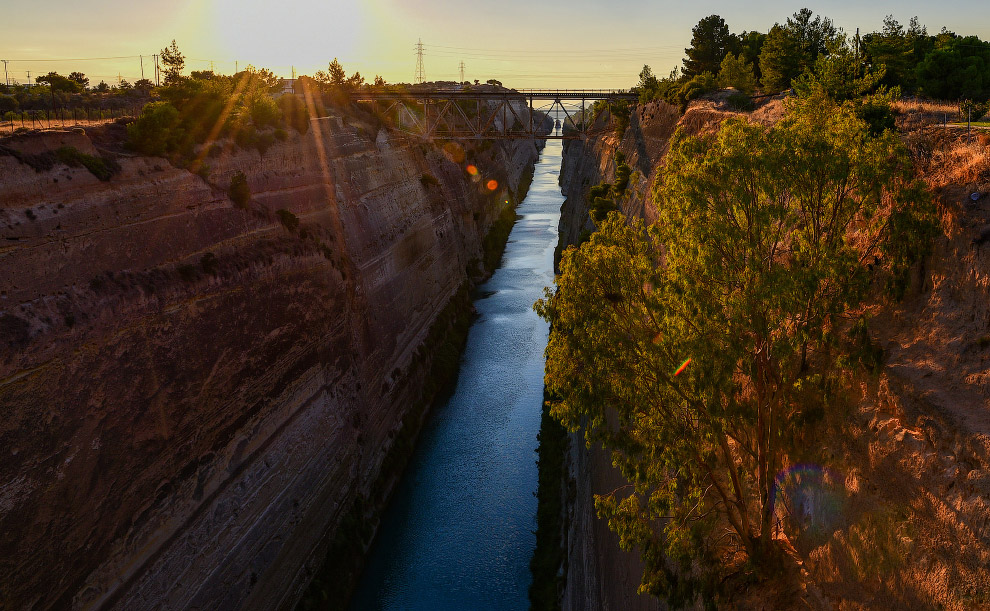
[{"xmin": 2, "ymin": 0, "xmax": 988, "ymax": 89}]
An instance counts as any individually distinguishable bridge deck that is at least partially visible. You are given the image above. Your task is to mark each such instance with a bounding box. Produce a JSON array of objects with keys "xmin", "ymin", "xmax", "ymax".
[{"xmin": 350, "ymin": 89, "xmax": 637, "ymax": 101}]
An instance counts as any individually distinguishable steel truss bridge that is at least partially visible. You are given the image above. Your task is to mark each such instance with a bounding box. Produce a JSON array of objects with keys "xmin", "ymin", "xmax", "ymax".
[{"xmin": 349, "ymin": 89, "xmax": 638, "ymax": 140}]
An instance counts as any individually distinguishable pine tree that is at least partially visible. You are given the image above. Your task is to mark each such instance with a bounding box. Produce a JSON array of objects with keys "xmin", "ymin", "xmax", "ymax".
[
  {"xmin": 683, "ymin": 15, "xmax": 737, "ymax": 77},
  {"xmin": 160, "ymin": 40, "xmax": 185, "ymax": 85}
]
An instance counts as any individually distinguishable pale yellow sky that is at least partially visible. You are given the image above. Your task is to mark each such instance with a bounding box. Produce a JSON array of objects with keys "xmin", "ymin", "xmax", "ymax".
[{"xmin": 2, "ymin": 0, "xmax": 987, "ymax": 89}]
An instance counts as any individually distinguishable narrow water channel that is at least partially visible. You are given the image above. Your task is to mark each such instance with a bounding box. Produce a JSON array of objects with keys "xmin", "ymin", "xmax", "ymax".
[{"xmin": 349, "ymin": 138, "xmax": 564, "ymax": 610}]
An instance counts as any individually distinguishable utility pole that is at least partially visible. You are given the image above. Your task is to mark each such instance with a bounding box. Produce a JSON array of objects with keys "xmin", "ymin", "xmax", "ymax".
[
  {"xmin": 154, "ymin": 54, "xmax": 159, "ymax": 86},
  {"xmin": 415, "ymin": 39, "xmax": 425, "ymax": 84},
  {"xmin": 459, "ymin": 61, "xmax": 465, "ymax": 84},
  {"xmin": 235, "ymin": 60, "xmax": 238, "ymax": 74},
  {"xmin": 2, "ymin": 60, "xmax": 8, "ymax": 88},
  {"xmin": 140, "ymin": 55, "xmax": 144, "ymax": 80}
]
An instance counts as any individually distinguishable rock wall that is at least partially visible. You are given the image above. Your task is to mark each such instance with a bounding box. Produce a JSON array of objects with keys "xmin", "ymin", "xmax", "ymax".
[{"xmin": 0, "ymin": 107, "xmax": 541, "ymax": 610}]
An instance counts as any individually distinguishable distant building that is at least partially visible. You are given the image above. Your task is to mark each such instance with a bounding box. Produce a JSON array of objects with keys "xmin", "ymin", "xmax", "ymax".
[{"xmin": 279, "ymin": 78, "xmax": 295, "ymax": 95}]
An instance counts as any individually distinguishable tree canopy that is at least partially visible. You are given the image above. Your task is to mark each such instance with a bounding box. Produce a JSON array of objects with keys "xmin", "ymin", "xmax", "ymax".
[
  {"xmin": 537, "ymin": 90, "xmax": 936, "ymax": 603},
  {"xmin": 683, "ymin": 15, "xmax": 737, "ymax": 77},
  {"xmin": 160, "ymin": 40, "xmax": 185, "ymax": 85}
]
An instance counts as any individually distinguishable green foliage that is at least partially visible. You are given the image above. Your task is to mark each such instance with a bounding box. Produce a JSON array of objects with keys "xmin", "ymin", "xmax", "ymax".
[
  {"xmin": 587, "ymin": 152, "xmax": 632, "ymax": 223},
  {"xmin": 35, "ymin": 72, "xmax": 83, "ymax": 93},
  {"xmin": 228, "ymin": 171, "xmax": 250, "ymax": 207},
  {"xmin": 677, "ymin": 72, "xmax": 717, "ymax": 111},
  {"xmin": 160, "ymin": 39, "xmax": 185, "ymax": 85},
  {"xmin": 328, "ymin": 58, "xmax": 347, "ymax": 87},
  {"xmin": 718, "ymin": 52, "xmax": 757, "ymax": 94},
  {"xmin": 528, "ymin": 394, "xmax": 569, "ymax": 611},
  {"xmin": 760, "ymin": 25, "xmax": 802, "ymax": 92},
  {"xmin": 726, "ymin": 91, "xmax": 755, "ymax": 110},
  {"xmin": 536, "ymin": 93, "xmax": 936, "ymax": 599},
  {"xmin": 249, "ymin": 95, "xmax": 281, "ymax": 128},
  {"xmin": 54, "ymin": 146, "xmax": 119, "ymax": 181},
  {"xmin": 684, "ymin": 15, "xmax": 737, "ymax": 77},
  {"xmin": 126, "ymin": 101, "xmax": 182, "ymax": 156},
  {"xmin": 960, "ymin": 99, "xmax": 990, "ymax": 122},
  {"xmin": 915, "ymin": 35, "xmax": 990, "ymax": 99},
  {"xmin": 67, "ymin": 72, "xmax": 89, "ymax": 89},
  {"xmin": 792, "ymin": 35, "xmax": 887, "ymax": 102},
  {"xmin": 276, "ymin": 208, "xmax": 300, "ymax": 232},
  {"xmin": 277, "ymin": 94, "xmax": 310, "ymax": 133},
  {"xmin": 0, "ymin": 95, "xmax": 19, "ymax": 113}
]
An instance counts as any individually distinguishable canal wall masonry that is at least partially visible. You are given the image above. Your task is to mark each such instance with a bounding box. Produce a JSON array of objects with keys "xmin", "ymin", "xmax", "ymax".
[{"xmin": 0, "ymin": 103, "xmax": 542, "ymax": 609}]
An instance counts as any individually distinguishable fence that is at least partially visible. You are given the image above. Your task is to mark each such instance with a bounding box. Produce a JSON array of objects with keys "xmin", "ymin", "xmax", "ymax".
[{"xmin": 2, "ymin": 104, "xmax": 142, "ymax": 134}]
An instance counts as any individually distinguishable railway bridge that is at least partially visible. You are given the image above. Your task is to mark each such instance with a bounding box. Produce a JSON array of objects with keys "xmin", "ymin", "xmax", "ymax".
[{"xmin": 348, "ymin": 88, "xmax": 638, "ymax": 140}]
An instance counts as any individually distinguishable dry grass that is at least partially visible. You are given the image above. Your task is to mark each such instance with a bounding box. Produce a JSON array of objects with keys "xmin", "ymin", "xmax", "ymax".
[
  {"xmin": 906, "ymin": 128, "xmax": 990, "ymax": 190},
  {"xmin": 894, "ymin": 98, "xmax": 958, "ymax": 116}
]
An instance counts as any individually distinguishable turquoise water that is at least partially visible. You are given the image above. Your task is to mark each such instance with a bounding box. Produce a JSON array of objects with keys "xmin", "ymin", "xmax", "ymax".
[{"xmin": 349, "ymin": 138, "xmax": 564, "ymax": 610}]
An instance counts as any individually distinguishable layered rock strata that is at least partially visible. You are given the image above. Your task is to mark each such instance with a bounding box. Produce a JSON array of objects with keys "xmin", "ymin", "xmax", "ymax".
[{"xmin": 0, "ymin": 106, "xmax": 540, "ymax": 609}]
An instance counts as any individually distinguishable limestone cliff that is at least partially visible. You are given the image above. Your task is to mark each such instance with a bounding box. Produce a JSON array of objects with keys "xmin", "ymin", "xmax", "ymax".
[{"xmin": 0, "ymin": 107, "xmax": 540, "ymax": 610}]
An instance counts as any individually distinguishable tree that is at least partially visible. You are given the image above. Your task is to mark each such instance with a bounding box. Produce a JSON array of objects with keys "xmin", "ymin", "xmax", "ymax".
[
  {"xmin": 374, "ymin": 75, "xmax": 386, "ymax": 87},
  {"xmin": 67, "ymin": 72, "xmax": 89, "ymax": 89},
  {"xmin": 862, "ymin": 16, "xmax": 916, "ymax": 90},
  {"xmin": 759, "ymin": 25, "xmax": 802, "ymax": 92},
  {"xmin": 683, "ymin": 15, "xmax": 737, "ymax": 77},
  {"xmin": 636, "ymin": 65, "xmax": 661, "ymax": 102},
  {"xmin": 915, "ymin": 35, "xmax": 990, "ymax": 100},
  {"xmin": 328, "ymin": 58, "xmax": 346, "ymax": 87},
  {"xmin": 737, "ymin": 31, "xmax": 767, "ymax": 80},
  {"xmin": 160, "ymin": 40, "xmax": 185, "ymax": 85},
  {"xmin": 717, "ymin": 53, "xmax": 757, "ymax": 93},
  {"xmin": 486, "ymin": 78, "xmax": 503, "ymax": 88},
  {"xmin": 786, "ymin": 8, "xmax": 836, "ymax": 66},
  {"xmin": 133, "ymin": 79, "xmax": 155, "ymax": 94},
  {"xmin": 94, "ymin": 81, "xmax": 110, "ymax": 93},
  {"xmin": 36, "ymin": 72, "xmax": 81, "ymax": 93},
  {"xmin": 536, "ymin": 91, "xmax": 935, "ymax": 602}
]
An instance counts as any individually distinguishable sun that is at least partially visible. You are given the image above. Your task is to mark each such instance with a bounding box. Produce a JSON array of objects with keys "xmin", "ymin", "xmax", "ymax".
[{"xmin": 207, "ymin": 0, "xmax": 367, "ymax": 74}]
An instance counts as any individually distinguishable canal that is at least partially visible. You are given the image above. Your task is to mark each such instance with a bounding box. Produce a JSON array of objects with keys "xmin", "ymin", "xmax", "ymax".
[{"xmin": 349, "ymin": 137, "xmax": 564, "ymax": 610}]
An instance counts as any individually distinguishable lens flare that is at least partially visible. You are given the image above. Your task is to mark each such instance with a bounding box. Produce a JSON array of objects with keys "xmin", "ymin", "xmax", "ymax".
[
  {"xmin": 466, "ymin": 164, "xmax": 478, "ymax": 176},
  {"xmin": 674, "ymin": 358, "xmax": 691, "ymax": 376},
  {"xmin": 486, "ymin": 179, "xmax": 498, "ymax": 191}
]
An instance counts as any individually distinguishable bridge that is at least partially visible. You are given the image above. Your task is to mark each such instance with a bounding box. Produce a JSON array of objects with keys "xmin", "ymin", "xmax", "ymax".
[{"xmin": 349, "ymin": 88, "xmax": 638, "ymax": 140}]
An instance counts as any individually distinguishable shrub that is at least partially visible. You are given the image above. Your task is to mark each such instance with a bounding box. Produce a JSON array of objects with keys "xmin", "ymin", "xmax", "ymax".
[
  {"xmin": 234, "ymin": 125, "xmax": 257, "ymax": 150},
  {"xmin": 54, "ymin": 146, "xmax": 119, "ymax": 181},
  {"xmin": 200, "ymin": 252, "xmax": 219, "ymax": 275},
  {"xmin": 727, "ymin": 92, "xmax": 755, "ymax": 111},
  {"xmin": 229, "ymin": 171, "xmax": 250, "ymax": 207},
  {"xmin": 254, "ymin": 131, "xmax": 276, "ymax": 156},
  {"xmin": 857, "ymin": 99, "xmax": 896, "ymax": 137},
  {"xmin": 177, "ymin": 263, "xmax": 199, "ymax": 282},
  {"xmin": 126, "ymin": 102, "xmax": 182, "ymax": 156},
  {"xmin": 277, "ymin": 94, "xmax": 310, "ymax": 134},
  {"xmin": 276, "ymin": 208, "xmax": 300, "ymax": 232},
  {"xmin": 249, "ymin": 95, "xmax": 281, "ymax": 128}
]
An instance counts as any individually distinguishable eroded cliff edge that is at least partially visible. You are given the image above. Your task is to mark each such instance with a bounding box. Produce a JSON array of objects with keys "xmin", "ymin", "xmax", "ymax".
[{"xmin": 0, "ymin": 108, "xmax": 540, "ymax": 609}]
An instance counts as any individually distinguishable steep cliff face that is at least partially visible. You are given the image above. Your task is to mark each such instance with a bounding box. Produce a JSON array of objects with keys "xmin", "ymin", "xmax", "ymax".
[
  {"xmin": 0, "ymin": 109, "xmax": 540, "ymax": 609},
  {"xmin": 554, "ymin": 96, "xmax": 990, "ymax": 609}
]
